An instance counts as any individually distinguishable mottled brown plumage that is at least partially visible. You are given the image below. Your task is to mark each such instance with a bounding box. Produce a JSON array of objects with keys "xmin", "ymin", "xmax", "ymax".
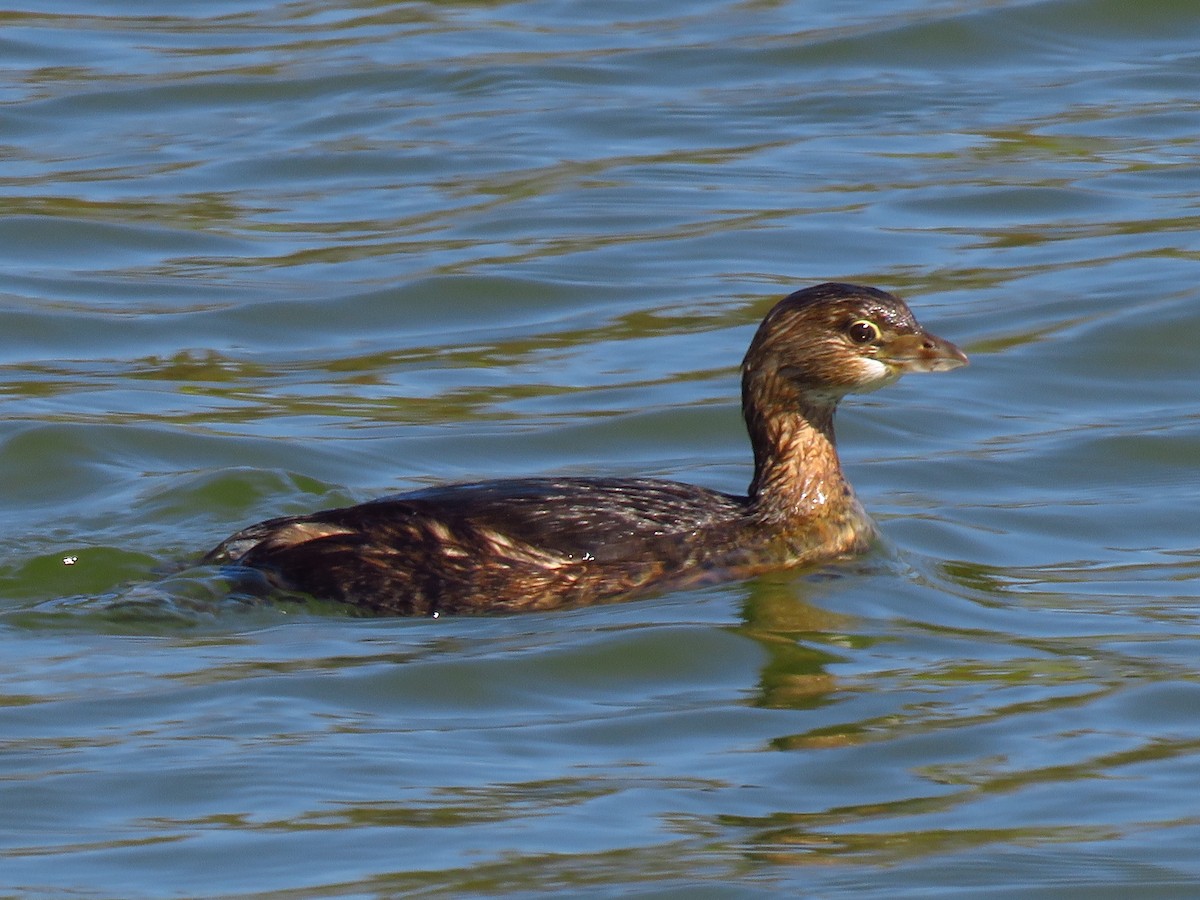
[{"xmin": 205, "ymin": 283, "xmax": 967, "ymax": 615}]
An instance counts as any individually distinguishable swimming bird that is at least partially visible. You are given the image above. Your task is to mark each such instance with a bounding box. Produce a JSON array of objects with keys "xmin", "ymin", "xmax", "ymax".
[{"xmin": 205, "ymin": 282, "xmax": 967, "ymax": 615}]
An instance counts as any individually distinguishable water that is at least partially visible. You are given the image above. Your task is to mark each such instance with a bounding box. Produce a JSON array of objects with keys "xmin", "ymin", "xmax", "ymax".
[{"xmin": 2, "ymin": 0, "xmax": 1199, "ymax": 896}]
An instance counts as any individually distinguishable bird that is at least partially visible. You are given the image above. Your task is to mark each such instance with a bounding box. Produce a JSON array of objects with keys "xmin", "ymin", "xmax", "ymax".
[{"xmin": 205, "ymin": 282, "xmax": 967, "ymax": 615}]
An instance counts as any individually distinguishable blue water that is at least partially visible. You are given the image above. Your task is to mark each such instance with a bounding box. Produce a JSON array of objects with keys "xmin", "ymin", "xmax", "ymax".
[{"xmin": 2, "ymin": 1, "xmax": 1200, "ymax": 896}]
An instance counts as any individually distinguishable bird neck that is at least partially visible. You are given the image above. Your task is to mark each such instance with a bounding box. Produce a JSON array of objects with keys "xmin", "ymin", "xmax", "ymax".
[{"xmin": 743, "ymin": 377, "xmax": 852, "ymax": 523}]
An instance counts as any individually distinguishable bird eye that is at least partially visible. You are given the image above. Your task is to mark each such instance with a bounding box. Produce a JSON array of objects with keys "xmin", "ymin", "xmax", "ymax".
[{"xmin": 847, "ymin": 320, "xmax": 881, "ymax": 344}]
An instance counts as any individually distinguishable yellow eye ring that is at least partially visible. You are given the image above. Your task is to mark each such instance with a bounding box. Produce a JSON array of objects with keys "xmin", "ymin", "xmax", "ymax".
[{"xmin": 847, "ymin": 320, "xmax": 881, "ymax": 344}]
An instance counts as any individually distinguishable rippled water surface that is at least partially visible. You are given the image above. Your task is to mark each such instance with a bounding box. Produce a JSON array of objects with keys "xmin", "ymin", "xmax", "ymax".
[{"xmin": 3, "ymin": 1, "xmax": 1200, "ymax": 896}]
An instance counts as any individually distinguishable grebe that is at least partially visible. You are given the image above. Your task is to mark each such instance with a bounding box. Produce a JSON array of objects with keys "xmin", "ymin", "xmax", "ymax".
[{"xmin": 206, "ymin": 283, "xmax": 967, "ymax": 615}]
